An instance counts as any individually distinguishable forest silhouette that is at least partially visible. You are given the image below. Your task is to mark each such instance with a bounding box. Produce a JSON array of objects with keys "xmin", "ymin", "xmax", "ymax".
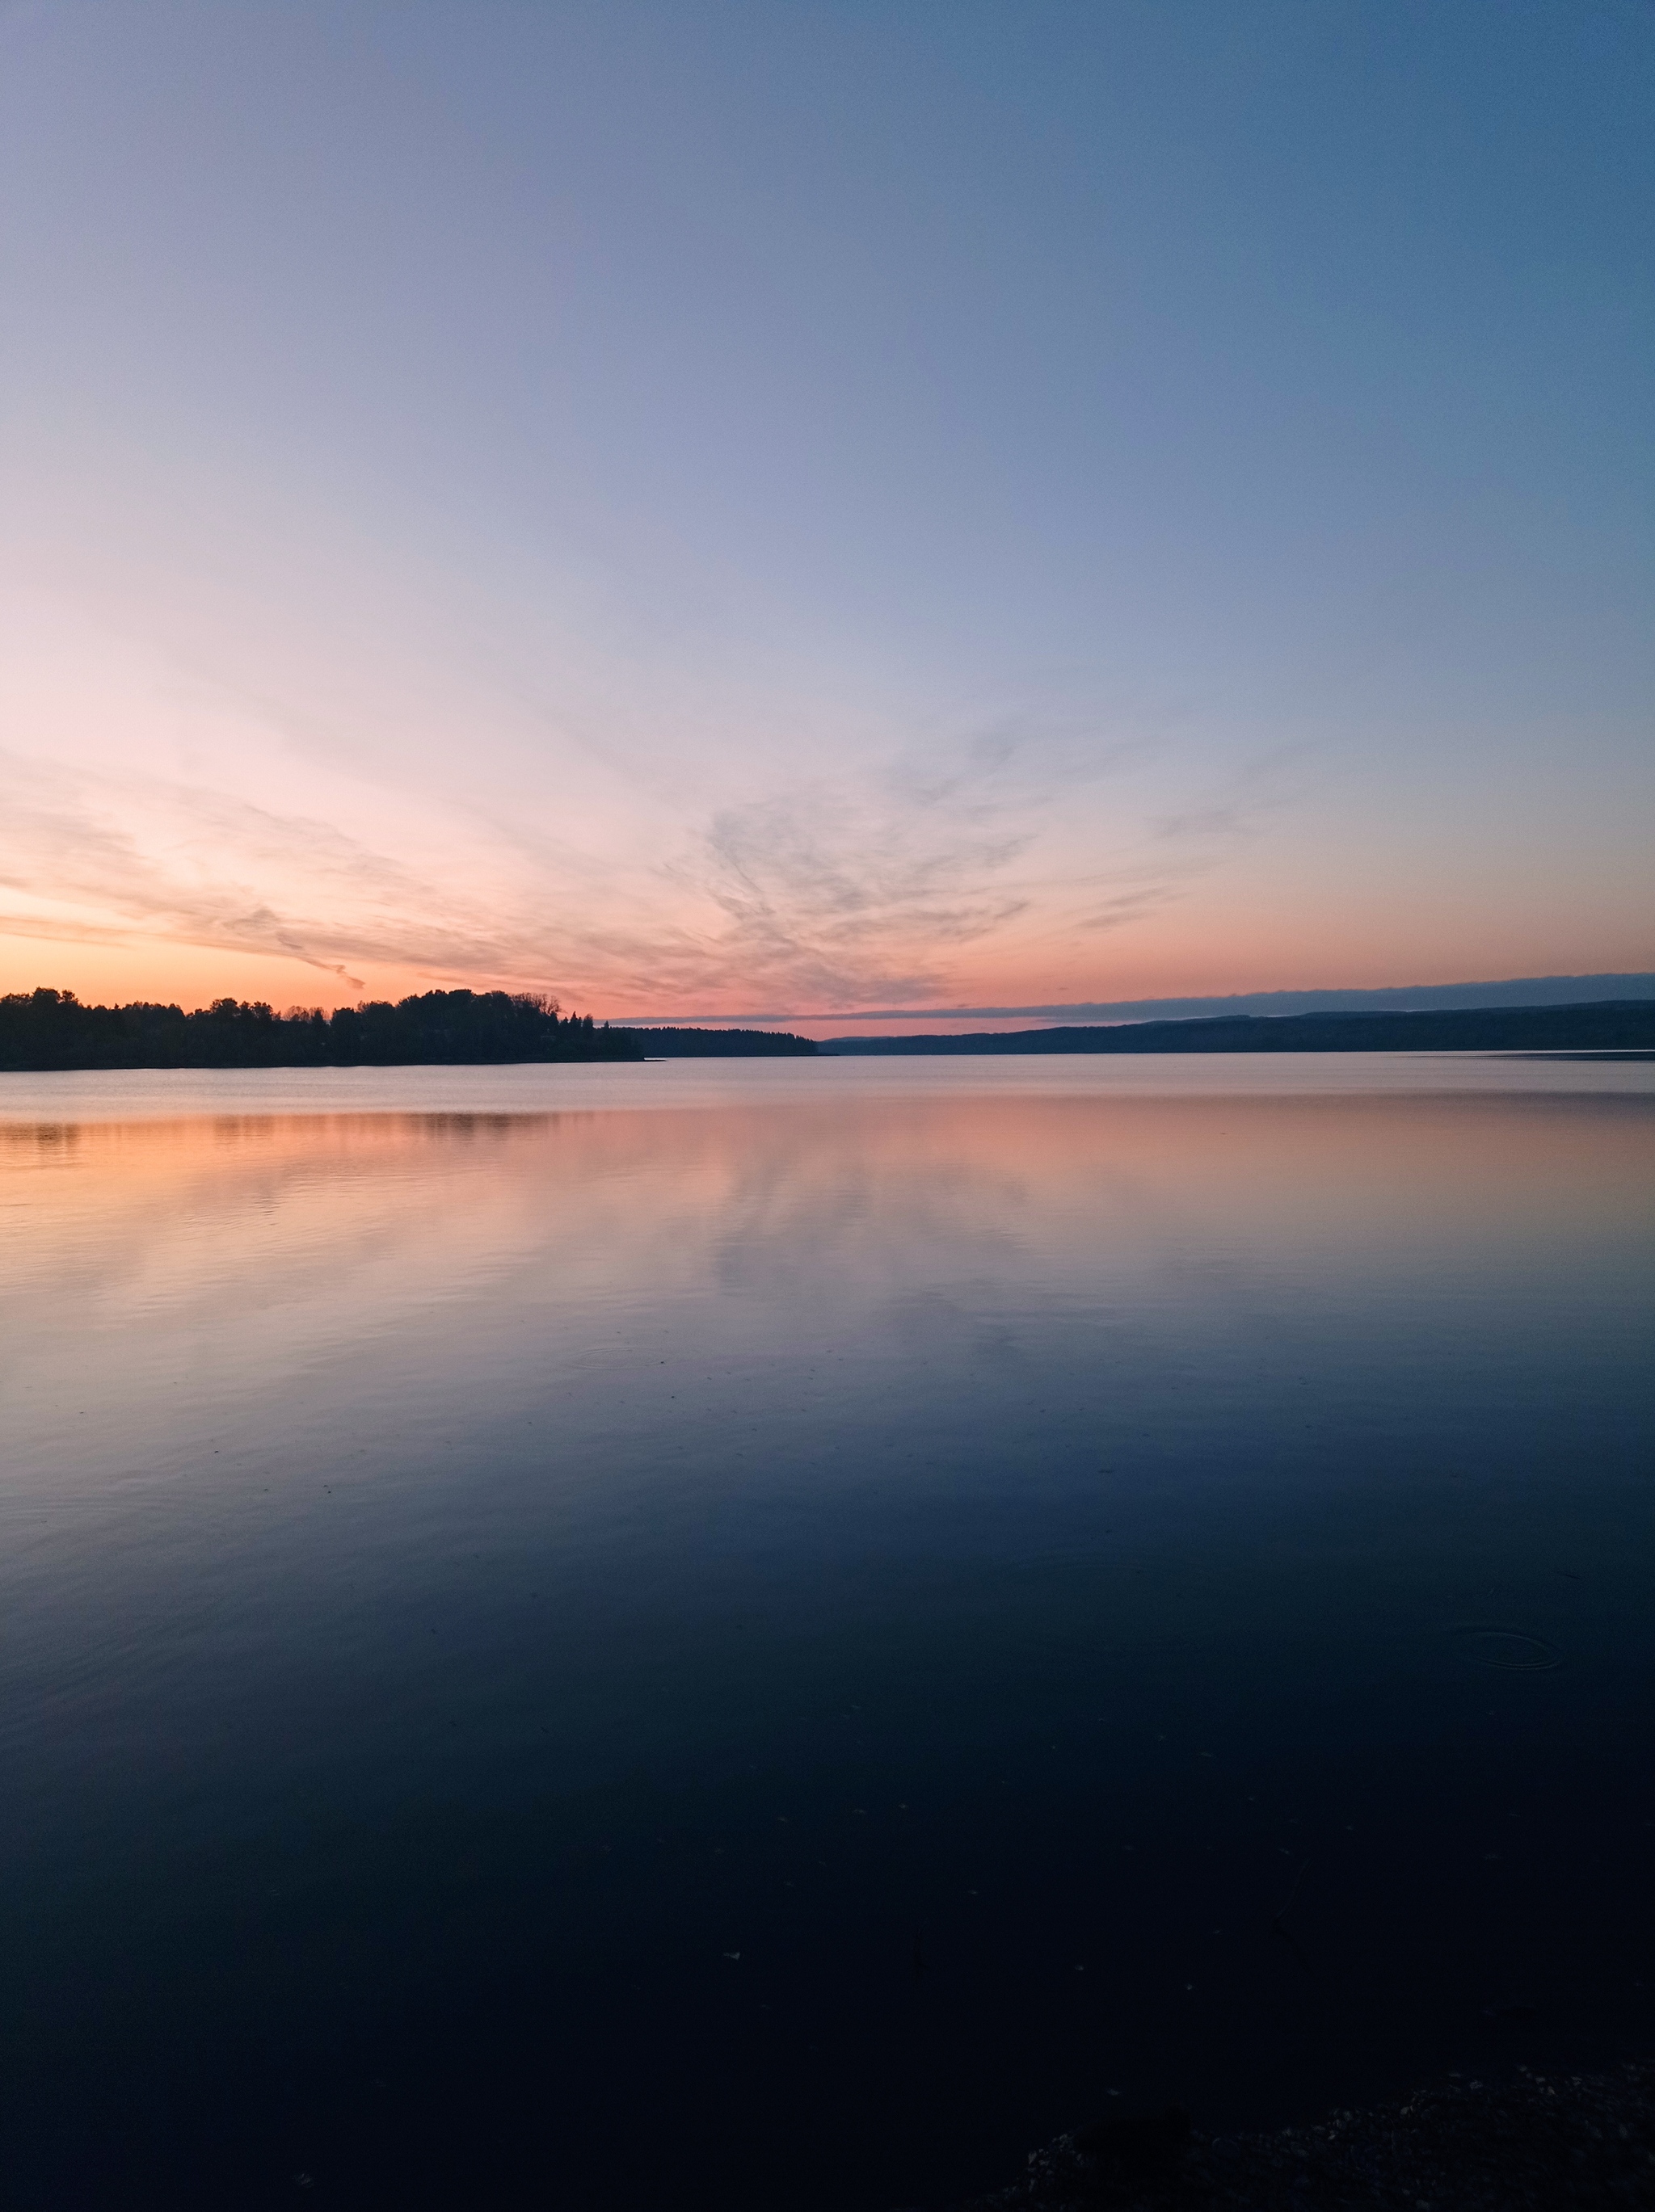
[
  {"xmin": 0, "ymin": 987, "xmax": 641, "ymax": 1070},
  {"xmin": 0, "ymin": 988, "xmax": 823, "ymax": 1069}
]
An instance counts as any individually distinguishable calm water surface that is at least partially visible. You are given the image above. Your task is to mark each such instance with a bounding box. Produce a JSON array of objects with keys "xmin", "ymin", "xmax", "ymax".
[{"xmin": 2, "ymin": 1055, "xmax": 1653, "ymax": 2208}]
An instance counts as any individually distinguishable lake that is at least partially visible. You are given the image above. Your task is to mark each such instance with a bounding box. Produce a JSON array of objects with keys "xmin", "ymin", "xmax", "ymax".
[{"xmin": 2, "ymin": 1054, "xmax": 1652, "ymax": 2209}]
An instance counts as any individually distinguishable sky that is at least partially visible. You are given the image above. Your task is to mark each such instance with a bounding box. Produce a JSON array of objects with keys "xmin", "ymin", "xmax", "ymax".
[{"xmin": 1, "ymin": 0, "xmax": 1650, "ymax": 1028}]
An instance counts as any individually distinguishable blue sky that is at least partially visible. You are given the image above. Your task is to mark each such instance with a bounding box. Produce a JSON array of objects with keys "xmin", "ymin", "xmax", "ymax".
[{"xmin": 1, "ymin": 0, "xmax": 1650, "ymax": 1020}]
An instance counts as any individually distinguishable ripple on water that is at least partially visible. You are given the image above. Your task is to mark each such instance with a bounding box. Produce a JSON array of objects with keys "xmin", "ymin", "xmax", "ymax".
[{"xmin": 1451, "ymin": 1627, "xmax": 1564, "ymax": 1672}]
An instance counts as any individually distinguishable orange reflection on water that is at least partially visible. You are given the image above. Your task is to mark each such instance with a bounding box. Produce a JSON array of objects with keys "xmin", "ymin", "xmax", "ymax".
[{"xmin": 4, "ymin": 1090, "xmax": 1650, "ymax": 1366}]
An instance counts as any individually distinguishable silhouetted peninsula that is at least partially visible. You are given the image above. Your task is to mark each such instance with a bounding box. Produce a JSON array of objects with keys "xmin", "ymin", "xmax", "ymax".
[
  {"xmin": 0, "ymin": 987, "xmax": 642, "ymax": 1070},
  {"xmin": 819, "ymin": 999, "xmax": 1655, "ymax": 1056},
  {"xmin": 0, "ymin": 990, "xmax": 827, "ymax": 1070}
]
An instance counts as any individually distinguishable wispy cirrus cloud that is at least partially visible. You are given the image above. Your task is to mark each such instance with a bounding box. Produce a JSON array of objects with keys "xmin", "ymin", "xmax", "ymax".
[
  {"xmin": 0, "ymin": 707, "xmax": 1312, "ymax": 1011},
  {"xmin": 666, "ymin": 716, "xmax": 1193, "ymax": 1007}
]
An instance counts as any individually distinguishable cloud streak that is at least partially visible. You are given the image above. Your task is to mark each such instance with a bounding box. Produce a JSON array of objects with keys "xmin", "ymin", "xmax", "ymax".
[{"xmin": 0, "ymin": 709, "xmax": 1309, "ymax": 1013}]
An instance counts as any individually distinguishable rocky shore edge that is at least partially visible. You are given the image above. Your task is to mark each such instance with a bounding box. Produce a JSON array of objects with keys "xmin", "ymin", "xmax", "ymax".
[{"xmin": 950, "ymin": 2059, "xmax": 1655, "ymax": 2210}]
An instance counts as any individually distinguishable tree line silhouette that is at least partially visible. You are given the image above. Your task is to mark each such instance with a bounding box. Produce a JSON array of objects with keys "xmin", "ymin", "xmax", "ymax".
[
  {"xmin": 621, "ymin": 1026, "xmax": 815, "ymax": 1058},
  {"xmin": 0, "ymin": 987, "xmax": 644, "ymax": 1070}
]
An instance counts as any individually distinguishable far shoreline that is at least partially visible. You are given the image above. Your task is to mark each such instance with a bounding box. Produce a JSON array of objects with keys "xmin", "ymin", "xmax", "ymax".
[{"xmin": 3, "ymin": 988, "xmax": 1652, "ymax": 1071}]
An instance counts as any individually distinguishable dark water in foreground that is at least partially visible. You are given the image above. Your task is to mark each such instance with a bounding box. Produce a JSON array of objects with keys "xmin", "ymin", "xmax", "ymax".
[{"xmin": 2, "ymin": 1055, "xmax": 1652, "ymax": 2210}]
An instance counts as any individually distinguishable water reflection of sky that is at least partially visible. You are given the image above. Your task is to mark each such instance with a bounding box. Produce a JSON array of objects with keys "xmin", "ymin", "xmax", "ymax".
[{"xmin": 2, "ymin": 1060, "xmax": 1652, "ymax": 2210}]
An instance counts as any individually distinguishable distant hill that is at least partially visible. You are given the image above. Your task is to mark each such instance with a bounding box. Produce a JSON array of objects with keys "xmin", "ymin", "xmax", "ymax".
[
  {"xmin": 0, "ymin": 987, "xmax": 642, "ymax": 1070},
  {"xmin": 819, "ymin": 999, "xmax": 1655, "ymax": 1056},
  {"xmin": 614, "ymin": 1027, "xmax": 817, "ymax": 1057}
]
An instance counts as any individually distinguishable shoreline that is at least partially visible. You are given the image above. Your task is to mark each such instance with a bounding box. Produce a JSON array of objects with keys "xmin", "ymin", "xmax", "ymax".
[{"xmin": 952, "ymin": 2060, "xmax": 1655, "ymax": 2210}]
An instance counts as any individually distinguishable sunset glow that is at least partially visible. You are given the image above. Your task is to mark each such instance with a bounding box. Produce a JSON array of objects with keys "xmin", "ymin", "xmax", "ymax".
[{"xmin": 2, "ymin": 3, "xmax": 1649, "ymax": 1022}]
